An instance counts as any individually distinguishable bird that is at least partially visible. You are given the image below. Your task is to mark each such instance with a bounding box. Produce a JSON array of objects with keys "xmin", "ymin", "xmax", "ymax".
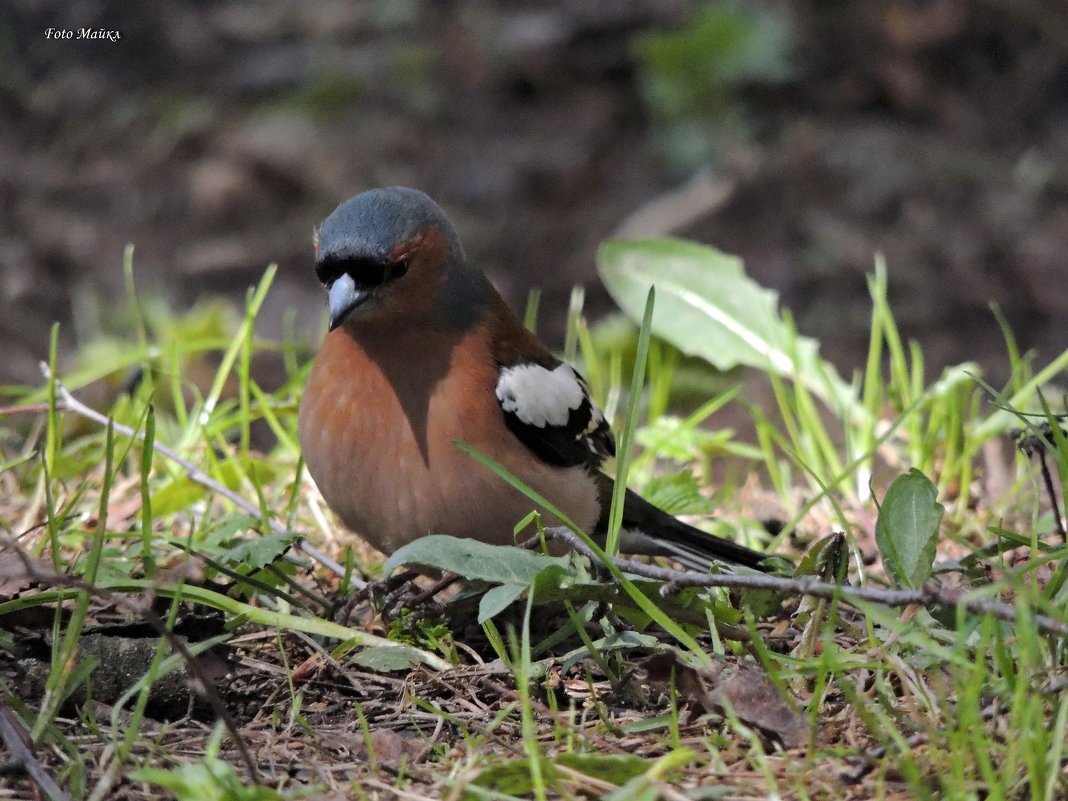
[{"xmin": 298, "ymin": 187, "xmax": 771, "ymax": 572}]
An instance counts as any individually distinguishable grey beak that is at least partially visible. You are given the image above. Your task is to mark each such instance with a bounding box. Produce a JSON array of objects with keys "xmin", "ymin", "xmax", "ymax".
[{"xmin": 327, "ymin": 273, "xmax": 366, "ymax": 331}]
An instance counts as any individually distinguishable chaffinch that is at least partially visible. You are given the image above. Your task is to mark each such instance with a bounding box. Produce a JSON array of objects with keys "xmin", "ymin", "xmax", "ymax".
[{"xmin": 298, "ymin": 187, "xmax": 770, "ymax": 571}]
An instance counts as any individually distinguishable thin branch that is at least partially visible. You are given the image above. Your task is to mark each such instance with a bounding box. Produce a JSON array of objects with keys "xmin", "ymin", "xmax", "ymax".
[
  {"xmin": 546, "ymin": 527, "xmax": 1068, "ymax": 638},
  {"xmin": 38, "ymin": 363, "xmax": 353, "ymax": 584},
  {"xmin": 2, "ymin": 538, "xmax": 263, "ymax": 784},
  {"xmin": 1036, "ymin": 450, "xmax": 1067, "ymax": 543},
  {"xmin": 0, "ymin": 402, "xmax": 50, "ymax": 416},
  {"xmin": 0, "ymin": 703, "xmax": 73, "ymax": 801},
  {"xmin": 1011, "ymin": 418, "xmax": 1068, "ymax": 543}
]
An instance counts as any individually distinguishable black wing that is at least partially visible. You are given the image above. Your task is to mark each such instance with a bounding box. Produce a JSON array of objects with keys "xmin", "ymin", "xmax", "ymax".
[{"xmin": 494, "ymin": 357, "xmax": 614, "ymax": 469}]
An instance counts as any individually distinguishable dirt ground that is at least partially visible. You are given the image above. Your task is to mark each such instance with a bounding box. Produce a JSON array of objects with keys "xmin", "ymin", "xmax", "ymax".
[{"xmin": 3, "ymin": 0, "xmax": 1067, "ymax": 389}]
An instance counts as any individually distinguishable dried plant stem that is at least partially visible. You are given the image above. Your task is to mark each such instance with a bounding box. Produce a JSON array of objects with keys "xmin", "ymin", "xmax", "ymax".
[
  {"xmin": 2, "ymin": 540, "xmax": 262, "ymax": 784},
  {"xmin": 1036, "ymin": 449, "xmax": 1067, "ymax": 543},
  {"xmin": 38, "ymin": 363, "xmax": 351, "ymax": 583},
  {"xmin": 0, "ymin": 703, "xmax": 73, "ymax": 801},
  {"xmin": 547, "ymin": 527, "xmax": 1068, "ymax": 638}
]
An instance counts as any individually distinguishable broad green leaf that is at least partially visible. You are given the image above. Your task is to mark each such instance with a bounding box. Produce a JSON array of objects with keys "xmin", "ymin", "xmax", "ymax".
[
  {"xmin": 597, "ymin": 238, "xmax": 861, "ymax": 420},
  {"xmin": 216, "ymin": 531, "xmax": 298, "ymax": 570},
  {"xmin": 478, "ymin": 583, "xmax": 526, "ymax": 623},
  {"xmin": 875, "ymin": 469, "xmax": 944, "ymax": 588},
  {"xmin": 556, "ymin": 753, "xmax": 649, "ymax": 785},
  {"xmin": 350, "ymin": 644, "xmax": 433, "ymax": 673},
  {"xmin": 383, "ymin": 535, "xmax": 569, "ymax": 584},
  {"xmin": 529, "ymin": 563, "xmax": 577, "ymax": 600}
]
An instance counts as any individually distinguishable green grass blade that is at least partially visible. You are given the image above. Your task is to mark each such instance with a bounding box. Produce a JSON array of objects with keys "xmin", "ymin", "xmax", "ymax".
[{"xmin": 606, "ymin": 286, "xmax": 655, "ymax": 557}]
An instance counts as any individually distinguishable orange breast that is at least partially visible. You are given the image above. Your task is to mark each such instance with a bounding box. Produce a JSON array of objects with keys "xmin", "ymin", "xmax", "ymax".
[{"xmin": 298, "ymin": 324, "xmax": 599, "ymax": 555}]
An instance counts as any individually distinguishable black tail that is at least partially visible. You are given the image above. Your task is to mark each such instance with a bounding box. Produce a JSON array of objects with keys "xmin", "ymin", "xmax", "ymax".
[{"xmin": 617, "ymin": 488, "xmax": 771, "ymax": 572}]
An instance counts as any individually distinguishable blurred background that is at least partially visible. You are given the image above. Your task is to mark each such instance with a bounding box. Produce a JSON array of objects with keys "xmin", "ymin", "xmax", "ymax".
[{"xmin": 3, "ymin": 0, "xmax": 1066, "ymax": 391}]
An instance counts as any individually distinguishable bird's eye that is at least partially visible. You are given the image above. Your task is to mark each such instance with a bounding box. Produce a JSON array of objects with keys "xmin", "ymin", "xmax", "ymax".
[
  {"xmin": 315, "ymin": 259, "xmax": 342, "ymax": 286},
  {"xmin": 316, "ymin": 255, "xmax": 405, "ymax": 290},
  {"xmin": 351, "ymin": 259, "xmax": 388, "ymax": 287},
  {"xmin": 319, "ymin": 258, "xmax": 388, "ymax": 289}
]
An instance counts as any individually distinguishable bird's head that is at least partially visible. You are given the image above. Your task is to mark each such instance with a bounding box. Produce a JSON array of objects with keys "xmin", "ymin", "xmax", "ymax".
[{"xmin": 314, "ymin": 187, "xmax": 484, "ymax": 332}]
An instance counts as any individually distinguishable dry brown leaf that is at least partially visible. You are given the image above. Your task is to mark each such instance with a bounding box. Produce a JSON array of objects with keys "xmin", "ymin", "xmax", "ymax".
[{"xmin": 638, "ymin": 651, "xmax": 809, "ymax": 750}]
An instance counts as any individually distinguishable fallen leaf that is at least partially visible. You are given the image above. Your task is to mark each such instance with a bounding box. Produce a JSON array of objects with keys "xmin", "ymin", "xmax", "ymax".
[{"xmin": 638, "ymin": 651, "xmax": 808, "ymax": 749}]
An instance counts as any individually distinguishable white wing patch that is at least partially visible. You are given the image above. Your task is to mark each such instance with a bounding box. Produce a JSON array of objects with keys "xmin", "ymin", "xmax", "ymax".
[{"xmin": 496, "ymin": 363, "xmax": 585, "ymax": 428}]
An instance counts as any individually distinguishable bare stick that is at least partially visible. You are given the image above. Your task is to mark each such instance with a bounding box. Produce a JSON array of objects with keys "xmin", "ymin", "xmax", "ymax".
[
  {"xmin": 546, "ymin": 527, "xmax": 1068, "ymax": 638},
  {"xmin": 0, "ymin": 703, "xmax": 73, "ymax": 801},
  {"xmin": 1036, "ymin": 450, "xmax": 1067, "ymax": 543},
  {"xmin": 2, "ymin": 539, "xmax": 263, "ymax": 785},
  {"xmin": 38, "ymin": 363, "xmax": 353, "ymax": 584}
]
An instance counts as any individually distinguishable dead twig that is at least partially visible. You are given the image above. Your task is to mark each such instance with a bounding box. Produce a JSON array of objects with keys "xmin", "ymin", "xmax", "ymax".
[
  {"xmin": 38, "ymin": 362, "xmax": 353, "ymax": 584},
  {"xmin": 0, "ymin": 703, "xmax": 74, "ymax": 801},
  {"xmin": 546, "ymin": 527, "xmax": 1068, "ymax": 638},
  {"xmin": 1037, "ymin": 449, "xmax": 1067, "ymax": 543},
  {"xmin": 334, "ymin": 568, "xmax": 422, "ymax": 624},
  {"xmin": 2, "ymin": 537, "xmax": 263, "ymax": 785},
  {"xmin": 1012, "ymin": 420, "xmax": 1068, "ymax": 544}
]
